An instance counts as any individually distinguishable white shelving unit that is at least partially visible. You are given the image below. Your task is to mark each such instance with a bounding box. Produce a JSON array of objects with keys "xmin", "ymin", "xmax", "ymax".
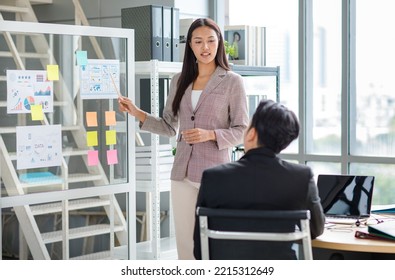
[{"xmin": 135, "ymin": 60, "xmax": 182, "ymax": 260}]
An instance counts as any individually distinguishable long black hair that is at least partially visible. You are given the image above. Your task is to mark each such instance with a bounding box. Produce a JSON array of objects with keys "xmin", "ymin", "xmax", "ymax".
[{"xmin": 172, "ymin": 18, "xmax": 230, "ymax": 116}]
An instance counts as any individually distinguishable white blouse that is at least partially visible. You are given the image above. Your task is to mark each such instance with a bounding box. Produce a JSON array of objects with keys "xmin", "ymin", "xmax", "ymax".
[{"xmin": 191, "ymin": 89, "xmax": 203, "ymax": 110}]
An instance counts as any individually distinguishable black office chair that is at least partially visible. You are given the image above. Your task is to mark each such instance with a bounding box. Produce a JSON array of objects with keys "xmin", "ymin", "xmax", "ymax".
[{"xmin": 197, "ymin": 207, "xmax": 313, "ymax": 260}]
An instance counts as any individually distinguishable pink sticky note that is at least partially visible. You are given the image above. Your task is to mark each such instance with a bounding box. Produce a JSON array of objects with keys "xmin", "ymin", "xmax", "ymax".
[
  {"xmin": 105, "ymin": 111, "xmax": 116, "ymax": 126},
  {"xmin": 107, "ymin": 149, "xmax": 118, "ymax": 165},
  {"xmin": 86, "ymin": 112, "xmax": 98, "ymax": 127},
  {"xmin": 87, "ymin": 150, "xmax": 99, "ymax": 166}
]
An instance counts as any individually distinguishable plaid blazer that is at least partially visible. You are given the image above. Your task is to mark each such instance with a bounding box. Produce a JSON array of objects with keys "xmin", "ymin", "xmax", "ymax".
[{"xmin": 141, "ymin": 66, "xmax": 249, "ymax": 183}]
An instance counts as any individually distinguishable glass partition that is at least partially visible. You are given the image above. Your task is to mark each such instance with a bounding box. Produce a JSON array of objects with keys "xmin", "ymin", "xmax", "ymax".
[{"xmin": 0, "ymin": 20, "xmax": 135, "ymax": 260}]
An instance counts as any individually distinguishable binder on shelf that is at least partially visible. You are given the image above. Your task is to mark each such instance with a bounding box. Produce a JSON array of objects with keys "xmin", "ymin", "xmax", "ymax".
[
  {"xmin": 121, "ymin": 5, "xmax": 163, "ymax": 61},
  {"xmin": 171, "ymin": 7, "xmax": 180, "ymax": 62},
  {"xmin": 162, "ymin": 6, "xmax": 172, "ymax": 61},
  {"xmin": 140, "ymin": 77, "xmax": 169, "ymax": 118}
]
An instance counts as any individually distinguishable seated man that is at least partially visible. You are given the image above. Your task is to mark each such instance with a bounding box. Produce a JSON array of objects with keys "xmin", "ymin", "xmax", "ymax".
[{"xmin": 193, "ymin": 99, "xmax": 325, "ymax": 259}]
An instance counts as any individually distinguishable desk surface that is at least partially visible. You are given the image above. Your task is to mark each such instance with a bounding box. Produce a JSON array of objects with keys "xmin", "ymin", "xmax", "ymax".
[{"xmin": 312, "ymin": 225, "xmax": 395, "ymax": 254}]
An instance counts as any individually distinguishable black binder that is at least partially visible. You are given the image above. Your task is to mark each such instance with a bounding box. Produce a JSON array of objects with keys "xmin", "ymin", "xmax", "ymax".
[
  {"xmin": 121, "ymin": 5, "xmax": 163, "ymax": 61},
  {"xmin": 162, "ymin": 6, "xmax": 172, "ymax": 61},
  {"xmin": 171, "ymin": 7, "xmax": 180, "ymax": 62},
  {"xmin": 140, "ymin": 78, "xmax": 169, "ymax": 118}
]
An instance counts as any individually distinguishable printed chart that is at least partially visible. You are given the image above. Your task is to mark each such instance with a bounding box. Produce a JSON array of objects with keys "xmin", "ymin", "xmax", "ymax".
[
  {"xmin": 16, "ymin": 124, "xmax": 62, "ymax": 170},
  {"xmin": 80, "ymin": 59, "xmax": 120, "ymax": 99},
  {"xmin": 7, "ymin": 70, "xmax": 54, "ymax": 114}
]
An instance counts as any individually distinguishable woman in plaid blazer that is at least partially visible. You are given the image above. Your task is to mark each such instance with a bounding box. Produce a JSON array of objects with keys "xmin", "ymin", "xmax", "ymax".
[{"xmin": 119, "ymin": 18, "xmax": 248, "ymax": 259}]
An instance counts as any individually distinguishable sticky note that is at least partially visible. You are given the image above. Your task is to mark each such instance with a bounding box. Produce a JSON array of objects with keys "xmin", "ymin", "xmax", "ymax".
[
  {"xmin": 105, "ymin": 111, "xmax": 116, "ymax": 126},
  {"xmin": 47, "ymin": 65, "xmax": 59, "ymax": 81},
  {"xmin": 87, "ymin": 131, "xmax": 98, "ymax": 146},
  {"xmin": 107, "ymin": 149, "xmax": 118, "ymax": 165},
  {"xmin": 86, "ymin": 112, "xmax": 98, "ymax": 127},
  {"xmin": 87, "ymin": 150, "xmax": 99, "ymax": 166},
  {"xmin": 31, "ymin": 104, "xmax": 44, "ymax": 121},
  {"xmin": 106, "ymin": 130, "xmax": 117, "ymax": 145},
  {"xmin": 76, "ymin": 50, "xmax": 88, "ymax": 66}
]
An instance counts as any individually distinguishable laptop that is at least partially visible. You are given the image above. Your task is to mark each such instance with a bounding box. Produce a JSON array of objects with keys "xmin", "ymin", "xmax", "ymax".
[{"xmin": 317, "ymin": 174, "xmax": 375, "ymax": 225}]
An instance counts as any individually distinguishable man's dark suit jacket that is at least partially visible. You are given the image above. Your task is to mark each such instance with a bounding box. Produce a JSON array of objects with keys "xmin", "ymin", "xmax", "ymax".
[{"xmin": 193, "ymin": 147, "xmax": 325, "ymax": 260}]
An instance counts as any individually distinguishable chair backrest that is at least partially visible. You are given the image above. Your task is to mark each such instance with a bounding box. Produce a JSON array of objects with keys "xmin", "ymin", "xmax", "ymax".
[{"xmin": 197, "ymin": 207, "xmax": 313, "ymax": 260}]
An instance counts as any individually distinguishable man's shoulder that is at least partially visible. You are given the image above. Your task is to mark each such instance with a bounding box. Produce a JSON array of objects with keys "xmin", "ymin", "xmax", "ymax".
[
  {"xmin": 203, "ymin": 161, "xmax": 245, "ymax": 176},
  {"xmin": 281, "ymin": 158, "xmax": 312, "ymax": 171}
]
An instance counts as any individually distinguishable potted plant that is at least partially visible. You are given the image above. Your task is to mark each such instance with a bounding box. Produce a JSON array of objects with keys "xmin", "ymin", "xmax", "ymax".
[{"xmin": 224, "ymin": 40, "xmax": 235, "ymax": 59}]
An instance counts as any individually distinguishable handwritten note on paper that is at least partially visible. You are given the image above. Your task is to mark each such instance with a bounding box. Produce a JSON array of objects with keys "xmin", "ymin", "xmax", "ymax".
[
  {"xmin": 47, "ymin": 65, "xmax": 59, "ymax": 81},
  {"xmin": 105, "ymin": 111, "xmax": 116, "ymax": 126},
  {"xmin": 87, "ymin": 150, "xmax": 99, "ymax": 166},
  {"xmin": 106, "ymin": 130, "xmax": 117, "ymax": 145},
  {"xmin": 76, "ymin": 50, "xmax": 88, "ymax": 66},
  {"xmin": 86, "ymin": 112, "xmax": 98, "ymax": 127},
  {"xmin": 31, "ymin": 104, "xmax": 44, "ymax": 121},
  {"xmin": 107, "ymin": 149, "xmax": 118, "ymax": 165},
  {"xmin": 87, "ymin": 131, "xmax": 98, "ymax": 147}
]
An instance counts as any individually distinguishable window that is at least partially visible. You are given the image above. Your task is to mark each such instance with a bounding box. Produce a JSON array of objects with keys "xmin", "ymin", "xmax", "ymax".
[
  {"xmin": 228, "ymin": 0, "xmax": 298, "ymax": 153},
  {"xmin": 227, "ymin": 0, "xmax": 395, "ymax": 205},
  {"xmin": 310, "ymin": 0, "xmax": 342, "ymax": 155}
]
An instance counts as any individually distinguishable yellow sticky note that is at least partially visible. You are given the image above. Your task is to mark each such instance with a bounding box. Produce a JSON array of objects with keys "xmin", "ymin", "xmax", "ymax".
[
  {"xmin": 106, "ymin": 130, "xmax": 117, "ymax": 145},
  {"xmin": 105, "ymin": 111, "xmax": 116, "ymax": 126},
  {"xmin": 31, "ymin": 104, "xmax": 44, "ymax": 121},
  {"xmin": 86, "ymin": 112, "xmax": 98, "ymax": 127},
  {"xmin": 47, "ymin": 64, "xmax": 59, "ymax": 81},
  {"xmin": 87, "ymin": 131, "xmax": 98, "ymax": 147}
]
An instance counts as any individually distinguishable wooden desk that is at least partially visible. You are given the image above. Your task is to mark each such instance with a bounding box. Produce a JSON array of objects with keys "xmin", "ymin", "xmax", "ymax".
[{"xmin": 312, "ymin": 226, "xmax": 395, "ymax": 254}]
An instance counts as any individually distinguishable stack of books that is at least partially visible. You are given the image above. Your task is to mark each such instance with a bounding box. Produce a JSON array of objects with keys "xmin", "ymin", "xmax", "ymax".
[{"xmin": 135, "ymin": 144, "xmax": 174, "ymax": 181}]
